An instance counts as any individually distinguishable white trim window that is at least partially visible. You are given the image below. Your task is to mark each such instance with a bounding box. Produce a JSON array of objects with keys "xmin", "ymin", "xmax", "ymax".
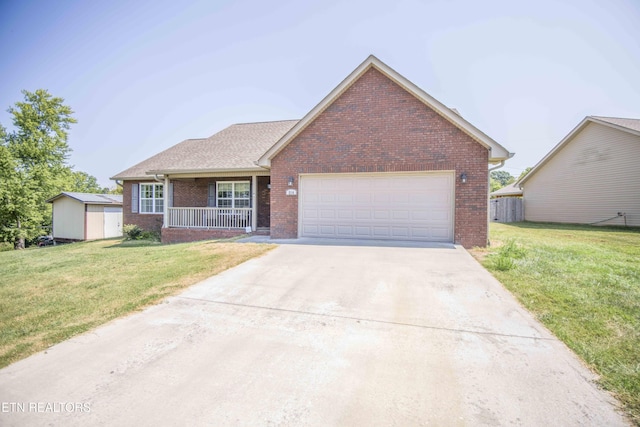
[
  {"xmin": 140, "ymin": 183, "xmax": 164, "ymax": 213},
  {"xmin": 217, "ymin": 181, "xmax": 250, "ymax": 208}
]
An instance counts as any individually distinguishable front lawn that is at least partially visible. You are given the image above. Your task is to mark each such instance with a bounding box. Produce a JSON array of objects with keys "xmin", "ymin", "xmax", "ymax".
[
  {"xmin": 473, "ymin": 222, "xmax": 640, "ymax": 424},
  {"xmin": 0, "ymin": 238, "xmax": 274, "ymax": 369}
]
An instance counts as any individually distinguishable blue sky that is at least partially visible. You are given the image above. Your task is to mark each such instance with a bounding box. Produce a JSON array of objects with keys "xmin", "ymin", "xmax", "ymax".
[{"xmin": 1, "ymin": 0, "xmax": 639, "ymax": 187}]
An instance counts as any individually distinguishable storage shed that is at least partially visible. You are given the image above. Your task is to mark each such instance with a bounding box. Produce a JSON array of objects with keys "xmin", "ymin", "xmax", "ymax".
[{"xmin": 47, "ymin": 192, "xmax": 123, "ymax": 241}]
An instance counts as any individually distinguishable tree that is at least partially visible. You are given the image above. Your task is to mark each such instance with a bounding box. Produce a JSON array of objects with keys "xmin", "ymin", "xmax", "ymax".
[
  {"xmin": 107, "ymin": 185, "xmax": 123, "ymax": 195},
  {"xmin": 517, "ymin": 167, "xmax": 533, "ymax": 182},
  {"xmin": 68, "ymin": 170, "xmax": 108, "ymax": 193},
  {"xmin": 0, "ymin": 89, "xmax": 76, "ymax": 249},
  {"xmin": 490, "ymin": 170, "xmax": 515, "ymax": 187}
]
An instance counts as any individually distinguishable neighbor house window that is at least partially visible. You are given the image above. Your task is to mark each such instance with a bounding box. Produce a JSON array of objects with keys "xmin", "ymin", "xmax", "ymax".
[
  {"xmin": 140, "ymin": 183, "xmax": 164, "ymax": 213},
  {"xmin": 217, "ymin": 181, "xmax": 250, "ymax": 208}
]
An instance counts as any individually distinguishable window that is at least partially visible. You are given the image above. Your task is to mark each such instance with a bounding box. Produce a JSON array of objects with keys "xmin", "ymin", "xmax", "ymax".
[
  {"xmin": 140, "ymin": 183, "xmax": 164, "ymax": 213},
  {"xmin": 217, "ymin": 181, "xmax": 250, "ymax": 208}
]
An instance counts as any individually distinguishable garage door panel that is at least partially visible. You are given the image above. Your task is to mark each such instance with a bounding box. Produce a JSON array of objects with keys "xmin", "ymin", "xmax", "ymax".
[
  {"xmin": 300, "ymin": 173, "xmax": 453, "ymax": 242},
  {"xmin": 392, "ymin": 210, "xmax": 410, "ymax": 220},
  {"xmin": 355, "ymin": 210, "xmax": 372, "ymax": 219},
  {"xmin": 373, "ymin": 210, "xmax": 390, "ymax": 220},
  {"xmin": 336, "ymin": 226, "xmax": 354, "ymax": 236},
  {"xmin": 337, "ymin": 209, "xmax": 353, "ymax": 219},
  {"xmin": 302, "ymin": 210, "xmax": 319, "ymax": 220},
  {"xmin": 355, "ymin": 226, "xmax": 372, "ymax": 236},
  {"xmin": 373, "ymin": 227, "xmax": 391, "ymax": 237}
]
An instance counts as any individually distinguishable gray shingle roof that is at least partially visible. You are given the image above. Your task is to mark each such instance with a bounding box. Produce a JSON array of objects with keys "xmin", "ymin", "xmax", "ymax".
[
  {"xmin": 490, "ymin": 183, "xmax": 523, "ymax": 197},
  {"xmin": 47, "ymin": 192, "xmax": 123, "ymax": 204},
  {"xmin": 591, "ymin": 116, "xmax": 640, "ymax": 134},
  {"xmin": 111, "ymin": 120, "xmax": 299, "ymax": 180}
]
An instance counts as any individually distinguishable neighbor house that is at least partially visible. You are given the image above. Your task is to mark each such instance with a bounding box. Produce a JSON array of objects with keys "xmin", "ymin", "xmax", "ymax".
[
  {"xmin": 490, "ymin": 183, "xmax": 523, "ymax": 199},
  {"xmin": 111, "ymin": 55, "xmax": 512, "ymax": 248},
  {"xmin": 519, "ymin": 116, "xmax": 640, "ymax": 227},
  {"xmin": 47, "ymin": 192, "xmax": 123, "ymax": 241}
]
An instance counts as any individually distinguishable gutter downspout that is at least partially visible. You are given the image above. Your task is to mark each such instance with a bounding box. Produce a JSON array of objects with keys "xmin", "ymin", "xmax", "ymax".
[{"xmin": 487, "ymin": 160, "xmax": 507, "ymax": 246}]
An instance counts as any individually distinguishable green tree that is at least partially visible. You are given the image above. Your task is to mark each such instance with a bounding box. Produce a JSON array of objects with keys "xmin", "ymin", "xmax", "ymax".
[
  {"xmin": 0, "ymin": 89, "xmax": 76, "ymax": 249},
  {"xmin": 490, "ymin": 177, "xmax": 502, "ymax": 193},
  {"xmin": 107, "ymin": 185, "xmax": 123, "ymax": 195},
  {"xmin": 490, "ymin": 170, "xmax": 515, "ymax": 187},
  {"xmin": 517, "ymin": 167, "xmax": 533, "ymax": 182},
  {"xmin": 68, "ymin": 170, "xmax": 108, "ymax": 193}
]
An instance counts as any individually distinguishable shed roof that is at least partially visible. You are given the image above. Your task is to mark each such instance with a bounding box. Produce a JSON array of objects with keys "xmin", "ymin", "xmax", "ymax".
[
  {"xmin": 47, "ymin": 192, "xmax": 123, "ymax": 205},
  {"xmin": 110, "ymin": 120, "xmax": 298, "ymax": 180},
  {"xmin": 490, "ymin": 182, "xmax": 523, "ymax": 197}
]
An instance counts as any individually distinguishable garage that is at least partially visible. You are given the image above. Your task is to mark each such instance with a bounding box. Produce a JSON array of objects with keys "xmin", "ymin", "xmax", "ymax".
[
  {"xmin": 299, "ymin": 172, "xmax": 454, "ymax": 241},
  {"xmin": 47, "ymin": 192, "xmax": 123, "ymax": 241}
]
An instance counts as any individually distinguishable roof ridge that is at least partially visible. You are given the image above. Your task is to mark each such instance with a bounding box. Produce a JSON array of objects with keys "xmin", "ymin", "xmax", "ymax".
[
  {"xmin": 231, "ymin": 119, "xmax": 300, "ymax": 126},
  {"xmin": 590, "ymin": 115, "xmax": 640, "ymax": 120}
]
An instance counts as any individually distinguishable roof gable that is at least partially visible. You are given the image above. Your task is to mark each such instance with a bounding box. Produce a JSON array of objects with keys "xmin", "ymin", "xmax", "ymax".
[
  {"xmin": 519, "ymin": 116, "xmax": 640, "ymax": 186},
  {"xmin": 258, "ymin": 55, "xmax": 511, "ymax": 166}
]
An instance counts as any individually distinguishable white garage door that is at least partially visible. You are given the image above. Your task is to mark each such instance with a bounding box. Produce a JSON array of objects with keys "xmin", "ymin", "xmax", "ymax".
[
  {"xmin": 299, "ymin": 172, "xmax": 454, "ymax": 241},
  {"xmin": 104, "ymin": 207, "xmax": 123, "ymax": 238}
]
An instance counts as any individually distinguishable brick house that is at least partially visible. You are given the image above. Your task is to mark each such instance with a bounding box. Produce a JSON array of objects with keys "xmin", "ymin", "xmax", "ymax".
[{"xmin": 111, "ymin": 56, "xmax": 512, "ymax": 248}]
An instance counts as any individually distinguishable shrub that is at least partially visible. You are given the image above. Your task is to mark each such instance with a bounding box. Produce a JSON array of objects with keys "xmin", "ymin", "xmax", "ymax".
[
  {"xmin": 0, "ymin": 242, "xmax": 13, "ymax": 252},
  {"xmin": 139, "ymin": 230, "xmax": 160, "ymax": 242},
  {"xmin": 123, "ymin": 224, "xmax": 144, "ymax": 240},
  {"xmin": 123, "ymin": 225, "xmax": 160, "ymax": 242}
]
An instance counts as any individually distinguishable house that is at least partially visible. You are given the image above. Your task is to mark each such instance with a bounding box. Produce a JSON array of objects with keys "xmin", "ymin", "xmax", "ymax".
[
  {"xmin": 519, "ymin": 116, "xmax": 640, "ymax": 227},
  {"xmin": 111, "ymin": 55, "xmax": 512, "ymax": 248},
  {"xmin": 490, "ymin": 183, "xmax": 523, "ymax": 198},
  {"xmin": 46, "ymin": 192, "xmax": 123, "ymax": 241}
]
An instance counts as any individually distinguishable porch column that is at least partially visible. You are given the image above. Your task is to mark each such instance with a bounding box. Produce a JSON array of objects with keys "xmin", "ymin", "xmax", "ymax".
[
  {"xmin": 251, "ymin": 175, "xmax": 257, "ymax": 231},
  {"xmin": 163, "ymin": 176, "xmax": 170, "ymax": 228}
]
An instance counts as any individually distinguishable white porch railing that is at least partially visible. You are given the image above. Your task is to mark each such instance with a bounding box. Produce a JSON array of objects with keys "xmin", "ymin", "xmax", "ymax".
[{"xmin": 167, "ymin": 207, "xmax": 253, "ymax": 229}]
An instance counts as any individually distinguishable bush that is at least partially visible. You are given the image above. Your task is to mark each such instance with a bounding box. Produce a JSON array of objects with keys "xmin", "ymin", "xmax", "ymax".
[
  {"xmin": 139, "ymin": 230, "xmax": 160, "ymax": 242},
  {"xmin": 0, "ymin": 242, "xmax": 13, "ymax": 252},
  {"xmin": 123, "ymin": 224, "xmax": 144, "ymax": 240},
  {"xmin": 123, "ymin": 225, "xmax": 159, "ymax": 242}
]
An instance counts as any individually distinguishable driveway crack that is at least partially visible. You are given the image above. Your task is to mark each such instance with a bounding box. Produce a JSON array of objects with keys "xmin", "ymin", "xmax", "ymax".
[{"xmin": 176, "ymin": 296, "xmax": 555, "ymax": 342}]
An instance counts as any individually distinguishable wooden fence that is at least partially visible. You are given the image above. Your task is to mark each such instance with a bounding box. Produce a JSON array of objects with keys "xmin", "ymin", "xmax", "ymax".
[{"xmin": 490, "ymin": 197, "xmax": 523, "ymax": 223}]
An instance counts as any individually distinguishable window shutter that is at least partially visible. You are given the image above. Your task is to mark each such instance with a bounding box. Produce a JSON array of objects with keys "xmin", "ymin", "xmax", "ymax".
[
  {"xmin": 168, "ymin": 183, "xmax": 174, "ymax": 208},
  {"xmin": 208, "ymin": 183, "xmax": 216, "ymax": 207},
  {"xmin": 131, "ymin": 183, "xmax": 139, "ymax": 213}
]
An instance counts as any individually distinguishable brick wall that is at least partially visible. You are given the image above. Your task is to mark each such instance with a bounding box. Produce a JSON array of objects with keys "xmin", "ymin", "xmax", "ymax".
[
  {"xmin": 270, "ymin": 67, "xmax": 489, "ymax": 248},
  {"xmin": 161, "ymin": 228, "xmax": 246, "ymax": 244},
  {"xmin": 172, "ymin": 179, "xmax": 209, "ymax": 207},
  {"xmin": 122, "ymin": 181, "xmax": 163, "ymax": 233}
]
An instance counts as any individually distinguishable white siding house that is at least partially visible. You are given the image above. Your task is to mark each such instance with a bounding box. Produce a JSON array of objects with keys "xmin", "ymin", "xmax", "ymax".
[
  {"xmin": 47, "ymin": 193, "xmax": 123, "ymax": 241},
  {"xmin": 519, "ymin": 116, "xmax": 640, "ymax": 227}
]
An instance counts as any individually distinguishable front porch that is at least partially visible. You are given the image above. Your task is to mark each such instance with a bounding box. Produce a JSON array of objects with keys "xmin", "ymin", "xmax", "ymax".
[{"xmin": 160, "ymin": 175, "xmax": 270, "ymax": 244}]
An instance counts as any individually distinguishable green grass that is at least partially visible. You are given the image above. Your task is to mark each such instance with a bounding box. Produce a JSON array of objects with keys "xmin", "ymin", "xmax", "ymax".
[
  {"xmin": 473, "ymin": 222, "xmax": 640, "ymax": 424},
  {"xmin": 0, "ymin": 238, "xmax": 274, "ymax": 368}
]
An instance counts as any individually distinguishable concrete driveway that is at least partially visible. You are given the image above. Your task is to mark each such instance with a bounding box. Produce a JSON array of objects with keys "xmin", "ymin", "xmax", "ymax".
[{"xmin": 0, "ymin": 240, "xmax": 628, "ymax": 426}]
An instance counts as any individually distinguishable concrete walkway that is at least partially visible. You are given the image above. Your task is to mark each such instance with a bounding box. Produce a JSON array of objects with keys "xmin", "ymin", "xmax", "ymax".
[{"xmin": 0, "ymin": 242, "xmax": 629, "ymax": 426}]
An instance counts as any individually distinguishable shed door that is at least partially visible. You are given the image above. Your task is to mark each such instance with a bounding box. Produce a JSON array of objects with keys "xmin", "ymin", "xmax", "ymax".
[
  {"xmin": 299, "ymin": 172, "xmax": 454, "ymax": 241},
  {"xmin": 104, "ymin": 207, "xmax": 123, "ymax": 238}
]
